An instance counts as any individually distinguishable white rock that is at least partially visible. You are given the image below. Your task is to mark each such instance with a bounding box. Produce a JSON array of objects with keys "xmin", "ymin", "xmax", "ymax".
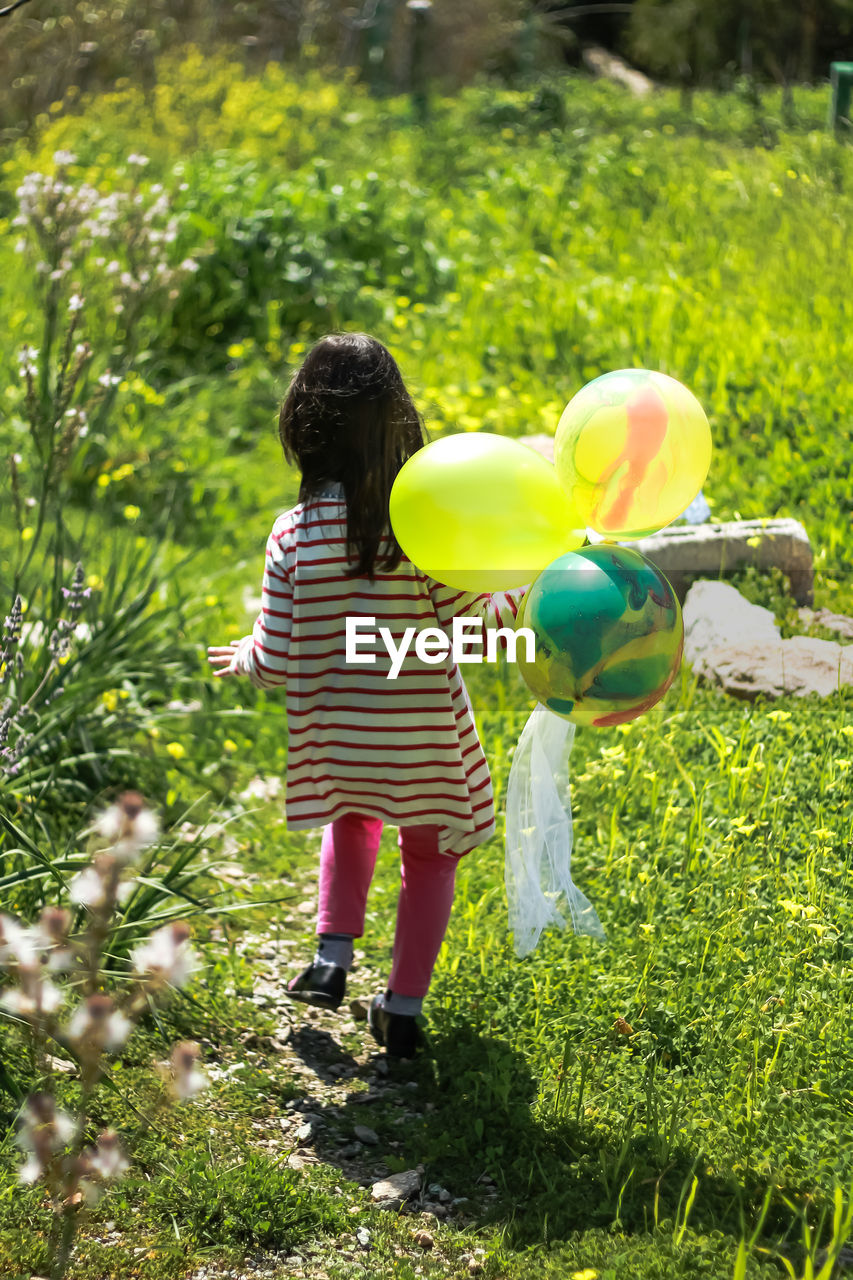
[
  {"xmin": 370, "ymin": 1169, "xmax": 422, "ymax": 1203},
  {"xmin": 683, "ymin": 580, "xmax": 780, "ymax": 663},
  {"xmin": 683, "ymin": 582, "xmax": 853, "ymax": 700}
]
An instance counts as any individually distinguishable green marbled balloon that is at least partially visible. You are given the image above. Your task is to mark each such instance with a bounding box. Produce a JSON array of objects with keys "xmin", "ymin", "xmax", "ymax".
[{"xmin": 518, "ymin": 545, "xmax": 683, "ymax": 727}]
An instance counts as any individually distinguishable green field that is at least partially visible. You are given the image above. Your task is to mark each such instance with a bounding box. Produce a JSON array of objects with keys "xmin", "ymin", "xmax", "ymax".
[{"xmin": 1, "ymin": 54, "xmax": 852, "ymax": 1280}]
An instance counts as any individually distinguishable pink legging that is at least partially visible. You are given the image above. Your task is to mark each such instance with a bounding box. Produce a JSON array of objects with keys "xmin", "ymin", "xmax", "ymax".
[{"xmin": 317, "ymin": 812, "xmax": 462, "ymax": 999}]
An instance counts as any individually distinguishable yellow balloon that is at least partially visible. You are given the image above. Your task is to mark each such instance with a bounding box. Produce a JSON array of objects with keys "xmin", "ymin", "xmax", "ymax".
[
  {"xmin": 390, "ymin": 433, "xmax": 585, "ymax": 593},
  {"xmin": 553, "ymin": 369, "xmax": 712, "ymax": 540}
]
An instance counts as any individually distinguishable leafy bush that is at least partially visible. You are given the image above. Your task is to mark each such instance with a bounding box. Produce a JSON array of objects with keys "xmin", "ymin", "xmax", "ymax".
[{"xmin": 160, "ymin": 157, "xmax": 455, "ymax": 372}]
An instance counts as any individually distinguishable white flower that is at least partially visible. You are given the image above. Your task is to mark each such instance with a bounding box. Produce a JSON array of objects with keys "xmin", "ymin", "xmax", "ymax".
[
  {"xmin": 69, "ymin": 865, "xmax": 107, "ymax": 908},
  {"xmin": 33, "ymin": 907, "xmax": 73, "ymax": 972},
  {"xmin": 0, "ymin": 980, "xmax": 62, "ymax": 1017},
  {"xmin": 0, "ymin": 916, "xmax": 40, "ymax": 969},
  {"xmin": 89, "ymin": 1129, "xmax": 129, "ymax": 1179},
  {"xmin": 16, "ymin": 346, "xmax": 39, "ymax": 377},
  {"xmin": 168, "ymin": 1041, "xmax": 208, "ymax": 1100},
  {"xmin": 68, "ymin": 293, "xmax": 85, "ymax": 313},
  {"xmin": 17, "ymin": 1094, "xmax": 75, "ymax": 1164},
  {"xmin": 18, "ymin": 1153, "xmax": 42, "ymax": 1185},
  {"xmin": 179, "ymin": 257, "xmax": 199, "ymax": 272},
  {"xmin": 132, "ymin": 922, "xmax": 197, "ymax": 988},
  {"xmin": 93, "ymin": 793, "xmax": 159, "ymax": 864},
  {"xmin": 53, "ymin": 150, "xmax": 78, "ymax": 165},
  {"xmin": 97, "ymin": 372, "xmax": 122, "ymax": 388},
  {"xmin": 65, "ymin": 995, "xmax": 132, "ymax": 1052}
]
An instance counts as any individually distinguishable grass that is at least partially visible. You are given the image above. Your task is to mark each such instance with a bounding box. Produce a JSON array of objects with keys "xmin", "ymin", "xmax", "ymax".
[{"xmin": 1, "ymin": 55, "xmax": 852, "ymax": 1280}]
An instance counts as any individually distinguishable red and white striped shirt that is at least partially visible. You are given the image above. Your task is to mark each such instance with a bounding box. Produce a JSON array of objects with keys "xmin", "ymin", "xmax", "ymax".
[{"xmin": 233, "ymin": 483, "xmax": 525, "ymax": 857}]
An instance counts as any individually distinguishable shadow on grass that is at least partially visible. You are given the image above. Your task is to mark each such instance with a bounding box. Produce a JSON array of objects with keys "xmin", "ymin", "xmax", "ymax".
[
  {"xmin": 278, "ymin": 1016, "xmax": 808, "ymax": 1269},
  {"xmin": 414, "ymin": 1028, "xmax": 798, "ymax": 1255}
]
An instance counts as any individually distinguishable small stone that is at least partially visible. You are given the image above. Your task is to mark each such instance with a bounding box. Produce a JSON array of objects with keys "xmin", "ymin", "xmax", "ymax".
[
  {"xmin": 371, "ymin": 1169, "xmax": 422, "ymax": 1203},
  {"xmin": 295, "ymin": 1121, "xmax": 316, "ymax": 1143},
  {"xmin": 356, "ymin": 1227, "xmax": 371, "ymax": 1249},
  {"xmin": 468, "ymin": 1261, "xmax": 483, "ymax": 1275},
  {"xmin": 44, "ymin": 1054, "xmax": 76, "ymax": 1074},
  {"xmin": 338, "ymin": 1142, "xmax": 363, "ymax": 1159},
  {"xmin": 354, "ymin": 1125, "xmax": 379, "ymax": 1145},
  {"xmin": 798, "ymin": 606, "xmax": 853, "ymax": 640},
  {"xmin": 413, "ymin": 1230, "xmax": 434, "ymax": 1249},
  {"xmin": 286, "ymin": 1152, "xmax": 319, "ymax": 1170}
]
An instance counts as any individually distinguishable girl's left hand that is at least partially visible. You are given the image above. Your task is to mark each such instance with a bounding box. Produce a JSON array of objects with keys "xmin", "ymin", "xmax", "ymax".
[{"xmin": 207, "ymin": 643, "xmax": 240, "ymax": 678}]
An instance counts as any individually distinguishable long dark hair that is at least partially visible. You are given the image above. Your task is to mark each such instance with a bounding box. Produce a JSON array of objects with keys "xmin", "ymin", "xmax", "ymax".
[{"xmin": 279, "ymin": 333, "xmax": 427, "ymax": 578}]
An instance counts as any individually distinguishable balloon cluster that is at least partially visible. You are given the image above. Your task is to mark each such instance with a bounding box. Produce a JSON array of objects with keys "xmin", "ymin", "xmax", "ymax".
[{"xmin": 390, "ymin": 369, "xmax": 711, "ymax": 728}]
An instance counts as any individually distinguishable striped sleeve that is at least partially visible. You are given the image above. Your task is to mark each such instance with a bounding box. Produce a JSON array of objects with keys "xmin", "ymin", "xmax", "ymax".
[
  {"xmin": 234, "ymin": 523, "xmax": 293, "ymax": 689},
  {"xmin": 426, "ymin": 579, "xmax": 528, "ymax": 638}
]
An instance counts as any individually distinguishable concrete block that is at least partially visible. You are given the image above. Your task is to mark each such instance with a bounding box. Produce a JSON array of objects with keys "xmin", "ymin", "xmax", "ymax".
[{"xmin": 632, "ymin": 519, "xmax": 814, "ymax": 605}]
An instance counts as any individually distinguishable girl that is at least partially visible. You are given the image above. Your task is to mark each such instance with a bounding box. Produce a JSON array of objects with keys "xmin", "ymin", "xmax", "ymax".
[{"xmin": 208, "ymin": 333, "xmax": 523, "ymax": 1058}]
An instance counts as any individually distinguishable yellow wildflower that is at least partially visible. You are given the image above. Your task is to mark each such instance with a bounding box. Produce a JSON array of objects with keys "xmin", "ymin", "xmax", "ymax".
[
  {"xmin": 124, "ymin": 505, "xmax": 140, "ymax": 521},
  {"xmin": 166, "ymin": 742, "xmax": 185, "ymax": 760},
  {"xmin": 223, "ymin": 739, "xmax": 238, "ymax": 754}
]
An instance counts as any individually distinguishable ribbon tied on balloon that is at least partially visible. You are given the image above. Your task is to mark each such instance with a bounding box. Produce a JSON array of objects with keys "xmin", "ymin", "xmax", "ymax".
[{"xmin": 390, "ymin": 368, "xmax": 711, "ymax": 957}]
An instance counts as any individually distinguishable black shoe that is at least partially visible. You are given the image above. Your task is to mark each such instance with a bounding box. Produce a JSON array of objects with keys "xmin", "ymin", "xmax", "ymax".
[
  {"xmin": 285, "ymin": 960, "xmax": 346, "ymax": 1010},
  {"xmin": 367, "ymin": 994, "xmax": 420, "ymax": 1059}
]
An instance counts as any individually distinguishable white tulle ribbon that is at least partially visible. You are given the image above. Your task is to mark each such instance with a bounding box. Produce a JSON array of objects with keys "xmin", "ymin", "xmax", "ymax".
[{"xmin": 504, "ymin": 702, "xmax": 606, "ymax": 957}]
